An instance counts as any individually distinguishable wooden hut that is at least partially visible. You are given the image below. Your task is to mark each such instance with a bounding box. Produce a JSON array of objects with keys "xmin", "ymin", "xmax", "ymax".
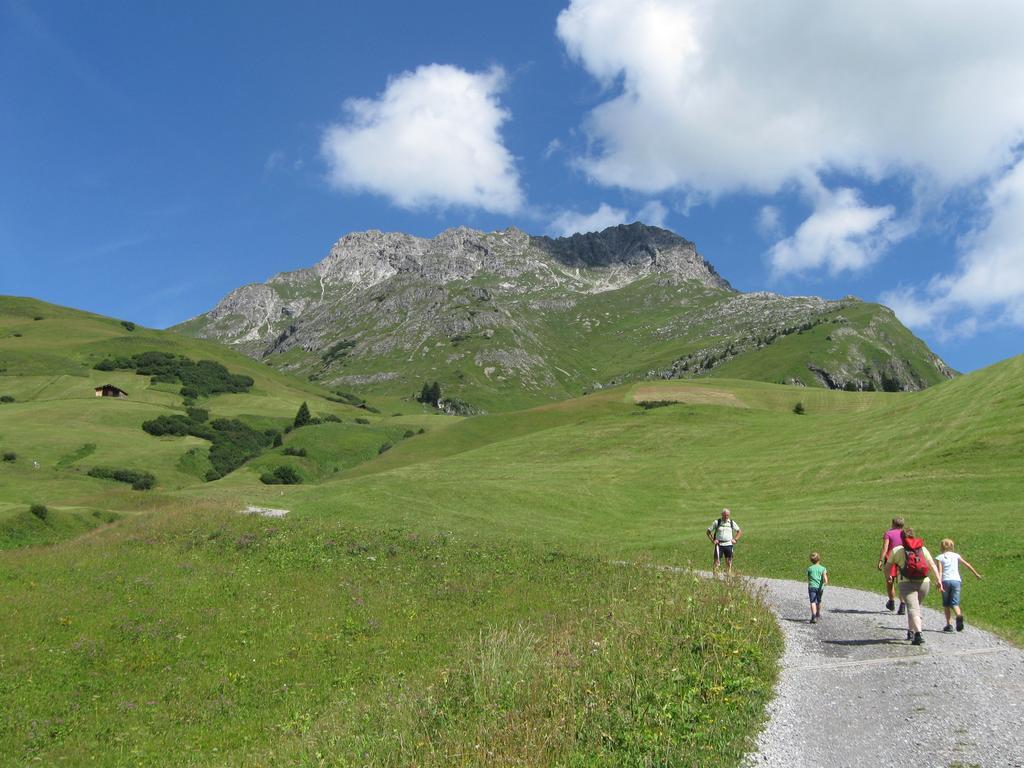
[{"xmin": 94, "ymin": 384, "xmax": 128, "ymax": 399}]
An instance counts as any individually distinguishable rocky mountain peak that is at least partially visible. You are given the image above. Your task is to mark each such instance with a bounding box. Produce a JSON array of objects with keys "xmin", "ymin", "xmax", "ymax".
[{"xmin": 299, "ymin": 222, "xmax": 730, "ymax": 291}]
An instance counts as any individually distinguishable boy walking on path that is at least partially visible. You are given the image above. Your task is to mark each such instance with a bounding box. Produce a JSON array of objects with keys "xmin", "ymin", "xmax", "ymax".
[
  {"xmin": 936, "ymin": 538, "xmax": 982, "ymax": 632},
  {"xmin": 807, "ymin": 552, "xmax": 828, "ymax": 624},
  {"xmin": 707, "ymin": 508, "xmax": 741, "ymax": 575},
  {"xmin": 878, "ymin": 517, "xmax": 907, "ymax": 615},
  {"xmin": 886, "ymin": 528, "xmax": 944, "ymax": 645}
]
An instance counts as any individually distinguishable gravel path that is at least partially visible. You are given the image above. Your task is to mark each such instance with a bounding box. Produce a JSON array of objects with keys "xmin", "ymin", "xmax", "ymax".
[{"xmin": 741, "ymin": 576, "xmax": 1024, "ymax": 768}]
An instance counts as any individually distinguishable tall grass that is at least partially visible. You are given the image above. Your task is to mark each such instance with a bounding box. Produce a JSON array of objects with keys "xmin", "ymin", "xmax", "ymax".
[{"xmin": 0, "ymin": 508, "xmax": 778, "ymax": 766}]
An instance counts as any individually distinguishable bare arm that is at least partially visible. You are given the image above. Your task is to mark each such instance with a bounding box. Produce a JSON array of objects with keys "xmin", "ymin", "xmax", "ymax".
[
  {"xmin": 878, "ymin": 536, "xmax": 890, "ymax": 569},
  {"xmin": 823, "ymin": 569, "xmax": 829, "ymax": 586},
  {"xmin": 926, "ymin": 551, "xmax": 944, "ymax": 590},
  {"xmin": 960, "ymin": 555, "xmax": 982, "ymax": 579}
]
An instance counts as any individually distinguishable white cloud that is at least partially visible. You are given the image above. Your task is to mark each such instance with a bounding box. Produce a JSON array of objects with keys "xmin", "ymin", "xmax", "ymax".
[
  {"xmin": 882, "ymin": 158, "xmax": 1024, "ymax": 335},
  {"xmin": 636, "ymin": 200, "xmax": 667, "ymax": 227},
  {"xmin": 550, "ymin": 203, "xmax": 628, "ymax": 236},
  {"xmin": 757, "ymin": 206, "xmax": 783, "ymax": 240},
  {"xmin": 321, "ymin": 64, "xmax": 523, "ymax": 213},
  {"xmin": 768, "ymin": 187, "xmax": 903, "ymax": 276},
  {"xmin": 543, "ymin": 138, "xmax": 563, "ymax": 160},
  {"xmin": 557, "ymin": 0, "xmax": 1024, "ymax": 195},
  {"xmin": 549, "ymin": 199, "xmax": 669, "ymax": 236}
]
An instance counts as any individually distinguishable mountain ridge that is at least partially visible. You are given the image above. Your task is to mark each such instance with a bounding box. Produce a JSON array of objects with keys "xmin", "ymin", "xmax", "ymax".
[{"xmin": 175, "ymin": 222, "xmax": 955, "ymax": 411}]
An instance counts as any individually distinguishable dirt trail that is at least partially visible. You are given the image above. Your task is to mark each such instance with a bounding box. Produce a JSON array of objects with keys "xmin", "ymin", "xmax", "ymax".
[{"xmin": 742, "ymin": 577, "xmax": 1024, "ymax": 767}]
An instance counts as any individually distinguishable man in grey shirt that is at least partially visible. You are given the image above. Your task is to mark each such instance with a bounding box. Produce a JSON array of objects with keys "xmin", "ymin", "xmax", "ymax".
[{"xmin": 707, "ymin": 508, "xmax": 742, "ymax": 575}]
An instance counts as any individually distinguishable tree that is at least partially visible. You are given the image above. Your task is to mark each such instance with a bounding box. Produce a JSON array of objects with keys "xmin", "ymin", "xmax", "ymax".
[
  {"xmin": 792, "ymin": 402, "xmax": 805, "ymax": 415},
  {"xmin": 293, "ymin": 401, "xmax": 312, "ymax": 428},
  {"xmin": 418, "ymin": 381, "xmax": 442, "ymax": 407}
]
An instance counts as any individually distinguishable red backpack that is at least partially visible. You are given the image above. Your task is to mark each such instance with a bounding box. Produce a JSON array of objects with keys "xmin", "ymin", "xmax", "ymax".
[{"xmin": 901, "ymin": 533, "xmax": 929, "ymax": 579}]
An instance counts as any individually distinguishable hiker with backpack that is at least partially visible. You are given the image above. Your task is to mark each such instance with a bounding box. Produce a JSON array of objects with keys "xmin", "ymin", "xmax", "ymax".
[
  {"xmin": 878, "ymin": 517, "xmax": 907, "ymax": 615},
  {"xmin": 885, "ymin": 527, "xmax": 943, "ymax": 645},
  {"xmin": 707, "ymin": 508, "xmax": 742, "ymax": 575}
]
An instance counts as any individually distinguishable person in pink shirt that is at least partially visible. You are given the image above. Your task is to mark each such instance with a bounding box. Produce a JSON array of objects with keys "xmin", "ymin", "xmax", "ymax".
[{"xmin": 878, "ymin": 517, "xmax": 906, "ymax": 614}]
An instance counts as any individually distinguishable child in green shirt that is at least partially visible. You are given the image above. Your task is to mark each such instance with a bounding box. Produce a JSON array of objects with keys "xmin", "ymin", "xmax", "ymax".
[{"xmin": 807, "ymin": 552, "xmax": 828, "ymax": 624}]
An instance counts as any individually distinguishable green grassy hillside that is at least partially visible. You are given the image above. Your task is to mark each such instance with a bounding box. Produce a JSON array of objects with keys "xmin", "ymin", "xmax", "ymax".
[
  {"xmin": 1, "ymin": 297, "xmax": 1019, "ymax": 764},
  {"xmin": 272, "ymin": 356, "xmax": 1023, "ymax": 641},
  {"xmin": 0, "ymin": 296, "xmax": 442, "ymax": 505}
]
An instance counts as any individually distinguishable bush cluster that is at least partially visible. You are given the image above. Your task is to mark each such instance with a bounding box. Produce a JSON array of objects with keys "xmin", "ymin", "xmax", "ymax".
[
  {"xmin": 29, "ymin": 503, "xmax": 48, "ymax": 521},
  {"xmin": 0, "ymin": 395, "xmax": 14, "ymax": 403},
  {"xmin": 417, "ymin": 381, "xmax": 442, "ymax": 407},
  {"xmin": 2, "ymin": 452, "xmax": 15, "ymax": 462},
  {"xmin": 260, "ymin": 465, "xmax": 302, "ymax": 485},
  {"xmin": 120, "ymin": 320, "xmax": 136, "ymax": 331},
  {"xmin": 282, "ymin": 447, "xmax": 307, "ymax": 457},
  {"xmin": 87, "ymin": 466, "xmax": 156, "ymax": 490},
  {"xmin": 637, "ymin": 400, "xmax": 676, "ymax": 410},
  {"xmin": 93, "ymin": 351, "xmax": 254, "ymax": 398},
  {"xmin": 141, "ymin": 412, "xmax": 279, "ymax": 480},
  {"xmin": 328, "ymin": 391, "xmax": 365, "ymax": 407}
]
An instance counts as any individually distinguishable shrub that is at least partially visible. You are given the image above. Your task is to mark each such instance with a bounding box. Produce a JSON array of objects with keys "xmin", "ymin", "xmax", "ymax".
[
  {"xmin": 141, "ymin": 414, "xmax": 273, "ymax": 478},
  {"xmin": 329, "ymin": 391, "xmax": 366, "ymax": 407},
  {"xmin": 2, "ymin": 452, "xmax": 16, "ymax": 462},
  {"xmin": 186, "ymin": 407, "xmax": 209, "ymax": 423},
  {"xmin": 638, "ymin": 400, "xmax": 675, "ymax": 410},
  {"xmin": 0, "ymin": 395, "xmax": 15, "ymax": 403},
  {"xmin": 321, "ymin": 413, "xmax": 342, "ymax": 423},
  {"xmin": 142, "ymin": 415, "xmax": 196, "ymax": 437},
  {"xmin": 417, "ymin": 427, "xmax": 426, "ymax": 435},
  {"xmin": 793, "ymin": 402, "xmax": 806, "ymax": 415},
  {"xmin": 33, "ymin": 315, "xmax": 44, "ymax": 321},
  {"xmin": 418, "ymin": 381, "xmax": 441, "ymax": 407},
  {"xmin": 378, "ymin": 442, "xmax": 393, "ymax": 455},
  {"xmin": 403, "ymin": 430, "xmax": 416, "ymax": 439},
  {"xmin": 87, "ymin": 466, "xmax": 156, "ymax": 490},
  {"xmin": 30, "ymin": 504, "xmax": 48, "ymax": 521},
  {"xmin": 355, "ymin": 417, "xmax": 370, "ymax": 425},
  {"xmin": 120, "ymin": 320, "xmax": 136, "ymax": 331},
  {"xmin": 260, "ymin": 465, "xmax": 302, "ymax": 485},
  {"xmin": 272, "ymin": 432, "xmax": 283, "ymax": 448},
  {"xmin": 282, "ymin": 447, "xmax": 307, "ymax": 457},
  {"xmin": 293, "ymin": 401, "xmax": 312, "ymax": 428},
  {"xmin": 98, "ymin": 351, "xmax": 253, "ymax": 397}
]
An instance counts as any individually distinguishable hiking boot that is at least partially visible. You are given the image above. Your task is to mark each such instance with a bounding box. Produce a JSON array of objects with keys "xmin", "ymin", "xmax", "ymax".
[
  {"xmin": 897, "ymin": 603, "xmax": 906, "ymax": 615},
  {"xmin": 885, "ymin": 599, "xmax": 895, "ymax": 611},
  {"xmin": 943, "ymin": 625, "xmax": 954, "ymax": 632},
  {"xmin": 912, "ymin": 632, "xmax": 925, "ymax": 645},
  {"xmin": 956, "ymin": 616, "xmax": 965, "ymax": 632},
  {"xmin": 809, "ymin": 616, "xmax": 816, "ymax": 624}
]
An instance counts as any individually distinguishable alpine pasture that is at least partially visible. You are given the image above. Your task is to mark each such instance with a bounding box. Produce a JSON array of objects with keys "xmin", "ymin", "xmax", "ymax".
[{"xmin": 1, "ymin": 296, "xmax": 1021, "ymax": 765}]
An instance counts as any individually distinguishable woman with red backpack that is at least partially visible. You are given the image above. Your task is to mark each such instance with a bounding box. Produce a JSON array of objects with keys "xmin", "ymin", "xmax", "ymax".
[{"xmin": 885, "ymin": 527, "xmax": 944, "ymax": 645}]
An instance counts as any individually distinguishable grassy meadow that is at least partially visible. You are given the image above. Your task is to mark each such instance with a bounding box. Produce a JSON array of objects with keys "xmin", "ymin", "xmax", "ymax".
[{"xmin": 1, "ymin": 296, "xmax": 1022, "ymax": 764}]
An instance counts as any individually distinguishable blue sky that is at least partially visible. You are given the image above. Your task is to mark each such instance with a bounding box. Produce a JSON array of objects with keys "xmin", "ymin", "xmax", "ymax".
[{"xmin": 2, "ymin": 0, "xmax": 1023, "ymax": 373}]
